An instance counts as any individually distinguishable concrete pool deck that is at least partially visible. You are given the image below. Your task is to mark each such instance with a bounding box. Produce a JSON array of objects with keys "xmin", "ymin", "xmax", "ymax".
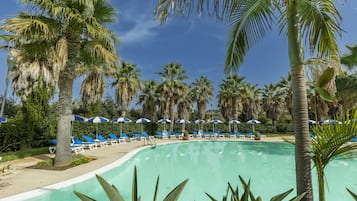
[{"xmin": 0, "ymin": 137, "xmax": 292, "ymax": 199}]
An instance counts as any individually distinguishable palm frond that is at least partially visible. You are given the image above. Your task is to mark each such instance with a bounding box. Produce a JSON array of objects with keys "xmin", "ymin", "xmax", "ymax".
[
  {"xmin": 225, "ymin": 0, "xmax": 275, "ymax": 74},
  {"xmin": 298, "ymin": 0, "xmax": 342, "ymax": 60}
]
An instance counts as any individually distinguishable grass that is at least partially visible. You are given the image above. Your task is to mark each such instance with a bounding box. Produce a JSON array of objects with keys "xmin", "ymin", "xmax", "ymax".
[
  {"xmin": 30, "ymin": 154, "xmax": 95, "ymax": 170},
  {"xmin": 0, "ymin": 147, "xmax": 49, "ymax": 163}
]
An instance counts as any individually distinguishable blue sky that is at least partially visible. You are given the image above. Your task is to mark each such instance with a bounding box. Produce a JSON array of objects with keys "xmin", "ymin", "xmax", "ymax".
[{"xmin": 1, "ymin": 0, "xmax": 357, "ymax": 108}]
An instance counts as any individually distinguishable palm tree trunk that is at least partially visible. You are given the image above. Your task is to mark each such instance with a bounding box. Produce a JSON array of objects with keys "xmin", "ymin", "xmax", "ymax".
[
  {"xmin": 287, "ymin": 1, "xmax": 313, "ymax": 200},
  {"xmin": 316, "ymin": 164, "xmax": 326, "ymax": 201},
  {"xmin": 54, "ymin": 74, "xmax": 73, "ymax": 167}
]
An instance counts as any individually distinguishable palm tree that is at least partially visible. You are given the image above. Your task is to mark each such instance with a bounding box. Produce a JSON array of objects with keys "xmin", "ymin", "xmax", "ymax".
[
  {"xmin": 241, "ymin": 83, "xmax": 261, "ymax": 121},
  {"xmin": 137, "ymin": 80, "xmax": 158, "ymax": 122},
  {"xmin": 218, "ymin": 75, "xmax": 244, "ymax": 122},
  {"xmin": 278, "ymin": 74, "xmax": 293, "ymax": 119},
  {"xmin": 1, "ymin": 0, "xmax": 118, "ymax": 167},
  {"xmin": 191, "ymin": 76, "xmax": 213, "ymax": 120},
  {"xmin": 341, "ymin": 45, "xmax": 357, "ymax": 71},
  {"xmin": 262, "ymin": 83, "xmax": 284, "ymax": 132},
  {"xmin": 310, "ymin": 111, "xmax": 357, "ymax": 201},
  {"xmin": 157, "ymin": 63, "xmax": 188, "ymax": 131},
  {"xmin": 154, "ymin": 1, "xmax": 342, "ymax": 199},
  {"xmin": 80, "ymin": 66, "xmax": 107, "ymax": 116},
  {"xmin": 112, "ymin": 61, "xmax": 141, "ymax": 117},
  {"xmin": 177, "ymin": 85, "xmax": 193, "ymax": 120}
]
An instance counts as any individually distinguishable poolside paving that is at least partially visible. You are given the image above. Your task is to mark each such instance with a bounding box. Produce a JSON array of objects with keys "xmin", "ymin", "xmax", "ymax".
[{"xmin": 0, "ymin": 137, "xmax": 291, "ymax": 199}]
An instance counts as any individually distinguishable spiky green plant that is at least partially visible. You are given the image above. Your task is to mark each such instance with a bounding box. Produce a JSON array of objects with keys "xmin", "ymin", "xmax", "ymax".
[
  {"xmin": 205, "ymin": 175, "xmax": 306, "ymax": 201},
  {"xmin": 74, "ymin": 166, "xmax": 188, "ymax": 201},
  {"xmin": 310, "ymin": 110, "xmax": 357, "ymax": 201},
  {"xmin": 347, "ymin": 188, "xmax": 357, "ymax": 201}
]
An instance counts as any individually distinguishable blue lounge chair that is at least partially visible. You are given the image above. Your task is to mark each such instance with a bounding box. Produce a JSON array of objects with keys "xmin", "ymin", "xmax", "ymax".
[
  {"xmin": 227, "ymin": 131, "xmax": 235, "ymax": 138},
  {"xmin": 142, "ymin": 131, "xmax": 154, "ymax": 139},
  {"xmin": 209, "ymin": 131, "xmax": 216, "ymax": 138},
  {"xmin": 156, "ymin": 131, "xmax": 164, "ymax": 139},
  {"xmin": 108, "ymin": 133, "xmax": 126, "ymax": 143},
  {"xmin": 192, "ymin": 130, "xmax": 201, "ymax": 138},
  {"xmin": 246, "ymin": 131, "xmax": 254, "ymax": 138},
  {"xmin": 121, "ymin": 133, "xmax": 136, "ymax": 142},
  {"xmin": 217, "ymin": 130, "xmax": 224, "ymax": 138},
  {"xmin": 235, "ymin": 131, "xmax": 245, "ymax": 138},
  {"xmin": 83, "ymin": 135, "xmax": 108, "ymax": 147},
  {"xmin": 49, "ymin": 139, "xmax": 84, "ymax": 154},
  {"xmin": 98, "ymin": 134, "xmax": 117, "ymax": 145},
  {"xmin": 72, "ymin": 137, "xmax": 97, "ymax": 150},
  {"xmin": 133, "ymin": 131, "xmax": 144, "ymax": 141},
  {"xmin": 167, "ymin": 131, "xmax": 174, "ymax": 139}
]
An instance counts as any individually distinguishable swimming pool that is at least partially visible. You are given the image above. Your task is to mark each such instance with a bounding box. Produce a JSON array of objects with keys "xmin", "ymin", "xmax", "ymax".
[{"xmin": 7, "ymin": 141, "xmax": 357, "ymax": 200}]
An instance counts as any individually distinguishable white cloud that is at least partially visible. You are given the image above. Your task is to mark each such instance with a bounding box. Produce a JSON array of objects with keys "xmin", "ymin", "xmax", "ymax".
[{"xmin": 117, "ymin": 6, "xmax": 160, "ymax": 45}]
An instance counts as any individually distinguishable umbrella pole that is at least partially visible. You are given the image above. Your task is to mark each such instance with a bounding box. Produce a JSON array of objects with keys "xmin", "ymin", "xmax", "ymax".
[
  {"xmin": 252, "ymin": 124, "xmax": 255, "ymax": 132},
  {"xmin": 120, "ymin": 123, "xmax": 123, "ymax": 135},
  {"xmin": 96, "ymin": 124, "xmax": 98, "ymax": 139}
]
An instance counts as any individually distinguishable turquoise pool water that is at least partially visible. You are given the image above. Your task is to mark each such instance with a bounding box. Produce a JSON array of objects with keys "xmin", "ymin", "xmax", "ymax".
[{"xmin": 25, "ymin": 141, "xmax": 357, "ymax": 200}]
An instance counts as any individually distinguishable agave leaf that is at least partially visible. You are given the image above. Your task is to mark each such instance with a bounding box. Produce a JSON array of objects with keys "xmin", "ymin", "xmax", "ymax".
[
  {"xmin": 314, "ymin": 85, "xmax": 334, "ymax": 102},
  {"xmin": 205, "ymin": 192, "xmax": 218, "ymax": 201},
  {"xmin": 316, "ymin": 67, "xmax": 334, "ymax": 87},
  {"xmin": 73, "ymin": 191, "xmax": 96, "ymax": 201},
  {"xmin": 238, "ymin": 176, "xmax": 251, "ymax": 201},
  {"xmin": 227, "ymin": 183, "xmax": 239, "ymax": 201},
  {"xmin": 163, "ymin": 179, "xmax": 189, "ymax": 201},
  {"xmin": 132, "ymin": 166, "xmax": 138, "ymax": 201},
  {"xmin": 95, "ymin": 174, "xmax": 125, "ymax": 201},
  {"xmin": 288, "ymin": 192, "xmax": 306, "ymax": 201},
  {"xmin": 270, "ymin": 189, "xmax": 293, "ymax": 201},
  {"xmin": 153, "ymin": 176, "xmax": 160, "ymax": 201},
  {"xmin": 347, "ymin": 188, "xmax": 357, "ymax": 201}
]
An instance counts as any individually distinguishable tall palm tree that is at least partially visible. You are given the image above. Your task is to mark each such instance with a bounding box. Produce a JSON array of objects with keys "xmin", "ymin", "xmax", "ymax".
[
  {"xmin": 1, "ymin": 0, "xmax": 119, "ymax": 167},
  {"xmin": 177, "ymin": 85, "xmax": 193, "ymax": 120},
  {"xmin": 112, "ymin": 61, "xmax": 141, "ymax": 117},
  {"xmin": 80, "ymin": 66, "xmax": 107, "ymax": 116},
  {"xmin": 241, "ymin": 83, "xmax": 261, "ymax": 120},
  {"xmin": 137, "ymin": 80, "xmax": 158, "ymax": 122},
  {"xmin": 157, "ymin": 63, "xmax": 188, "ymax": 131},
  {"xmin": 191, "ymin": 76, "xmax": 213, "ymax": 120},
  {"xmin": 262, "ymin": 83, "xmax": 284, "ymax": 132},
  {"xmin": 154, "ymin": 1, "xmax": 342, "ymax": 199},
  {"xmin": 278, "ymin": 74, "xmax": 293, "ymax": 119},
  {"xmin": 218, "ymin": 75, "xmax": 244, "ymax": 122}
]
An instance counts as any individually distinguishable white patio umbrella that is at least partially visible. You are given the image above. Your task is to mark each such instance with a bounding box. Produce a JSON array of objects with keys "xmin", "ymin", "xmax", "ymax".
[
  {"xmin": 0, "ymin": 116, "xmax": 7, "ymax": 123},
  {"xmin": 112, "ymin": 117, "xmax": 132, "ymax": 135},
  {"xmin": 195, "ymin": 119, "xmax": 205, "ymax": 132},
  {"xmin": 247, "ymin": 119, "xmax": 261, "ymax": 132},
  {"xmin": 157, "ymin": 118, "xmax": 171, "ymax": 131},
  {"xmin": 210, "ymin": 119, "xmax": 223, "ymax": 133},
  {"xmin": 308, "ymin": 119, "xmax": 316, "ymax": 125},
  {"xmin": 71, "ymin": 115, "xmax": 87, "ymax": 136},
  {"xmin": 135, "ymin": 118, "xmax": 151, "ymax": 133},
  {"xmin": 87, "ymin": 116, "xmax": 110, "ymax": 138},
  {"xmin": 320, "ymin": 119, "xmax": 342, "ymax": 125},
  {"xmin": 229, "ymin": 119, "xmax": 241, "ymax": 132},
  {"xmin": 176, "ymin": 119, "xmax": 190, "ymax": 133}
]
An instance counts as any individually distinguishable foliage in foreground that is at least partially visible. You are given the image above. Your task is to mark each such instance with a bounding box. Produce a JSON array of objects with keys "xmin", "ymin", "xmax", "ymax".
[
  {"xmin": 74, "ymin": 166, "xmax": 188, "ymax": 201},
  {"xmin": 206, "ymin": 175, "xmax": 306, "ymax": 201}
]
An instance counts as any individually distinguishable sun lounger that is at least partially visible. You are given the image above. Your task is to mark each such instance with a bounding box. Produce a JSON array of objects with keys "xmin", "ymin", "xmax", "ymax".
[
  {"xmin": 227, "ymin": 131, "xmax": 235, "ymax": 138},
  {"xmin": 108, "ymin": 133, "xmax": 126, "ymax": 143},
  {"xmin": 217, "ymin": 130, "xmax": 224, "ymax": 138},
  {"xmin": 192, "ymin": 130, "xmax": 201, "ymax": 138},
  {"xmin": 246, "ymin": 132, "xmax": 254, "ymax": 138},
  {"xmin": 83, "ymin": 135, "xmax": 108, "ymax": 147},
  {"xmin": 235, "ymin": 131, "xmax": 245, "ymax": 138},
  {"xmin": 72, "ymin": 137, "xmax": 97, "ymax": 150},
  {"xmin": 121, "ymin": 133, "xmax": 136, "ymax": 142},
  {"xmin": 142, "ymin": 131, "xmax": 154, "ymax": 139},
  {"xmin": 50, "ymin": 139, "xmax": 85, "ymax": 154},
  {"xmin": 97, "ymin": 134, "xmax": 118, "ymax": 145}
]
